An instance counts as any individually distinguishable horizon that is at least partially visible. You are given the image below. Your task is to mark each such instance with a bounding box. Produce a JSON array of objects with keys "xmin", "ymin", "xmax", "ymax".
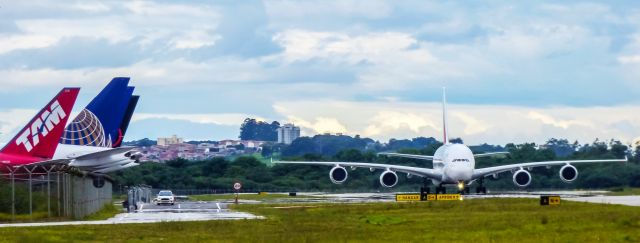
[{"xmin": 0, "ymin": 1, "xmax": 639, "ymax": 145}]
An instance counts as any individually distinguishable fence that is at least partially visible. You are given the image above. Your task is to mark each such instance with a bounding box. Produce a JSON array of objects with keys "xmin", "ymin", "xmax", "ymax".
[{"xmin": 1, "ymin": 164, "xmax": 114, "ymax": 221}]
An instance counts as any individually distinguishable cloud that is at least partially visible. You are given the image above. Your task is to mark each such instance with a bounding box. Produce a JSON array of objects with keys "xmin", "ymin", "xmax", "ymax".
[
  {"xmin": 0, "ymin": 1, "xmax": 221, "ymax": 55},
  {"xmin": 527, "ymin": 111, "xmax": 593, "ymax": 129},
  {"xmin": 132, "ymin": 113, "xmax": 261, "ymax": 126},
  {"xmin": 618, "ymin": 55, "xmax": 640, "ymax": 64},
  {"xmin": 273, "ymin": 100, "xmax": 640, "ymax": 145}
]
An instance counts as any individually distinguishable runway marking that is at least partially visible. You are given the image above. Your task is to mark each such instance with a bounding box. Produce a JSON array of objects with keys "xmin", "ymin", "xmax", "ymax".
[{"xmin": 178, "ymin": 204, "xmax": 181, "ymax": 209}]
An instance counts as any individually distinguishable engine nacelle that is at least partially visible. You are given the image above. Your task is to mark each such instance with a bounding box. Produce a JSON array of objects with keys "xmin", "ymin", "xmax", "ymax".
[
  {"xmin": 329, "ymin": 166, "xmax": 348, "ymax": 184},
  {"xmin": 379, "ymin": 170, "xmax": 399, "ymax": 188},
  {"xmin": 559, "ymin": 164, "xmax": 578, "ymax": 183},
  {"xmin": 512, "ymin": 169, "xmax": 532, "ymax": 187},
  {"xmin": 92, "ymin": 176, "xmax": 105, "ymax": 188}
]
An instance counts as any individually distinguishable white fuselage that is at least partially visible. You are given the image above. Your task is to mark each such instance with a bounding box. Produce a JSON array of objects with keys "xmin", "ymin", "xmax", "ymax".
[
  {"xmin": 53, "ymin": 144, "xmax": 135, "ymax": 170},
  {"xmin": 432, "ymin": 143, "xmax": 475, "ymax": 185}
]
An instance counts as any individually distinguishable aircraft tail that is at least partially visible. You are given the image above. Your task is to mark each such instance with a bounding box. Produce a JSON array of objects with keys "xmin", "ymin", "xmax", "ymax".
[
  {"xmin": 60, "ymin": 77, "xmax": 135, "ymax": 148},
  {"xmin": 112, "ymin": 95, "xmax": 139, "ymax": 148},
  {"xmin": 1, "ymin": 88, "xmax": 80, "ymax": 158},
  {"xmin": 442, "ymin": 87, "xmax": 449, "ymax": 145}
]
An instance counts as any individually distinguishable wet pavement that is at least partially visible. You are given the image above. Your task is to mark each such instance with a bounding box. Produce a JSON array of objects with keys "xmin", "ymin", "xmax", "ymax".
[
  {"xmin": 1, "ymin": 191, "xmax": 638, "ymax": 228},
  {"xmin": 0, "ymin": 201, "xmax": 263, "ymax": 228}
]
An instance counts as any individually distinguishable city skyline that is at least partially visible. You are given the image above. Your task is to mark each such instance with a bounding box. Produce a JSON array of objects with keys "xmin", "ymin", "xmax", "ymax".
[{"xmin": 0, "ymin": 1, "xmax": 639, "ymax": 145}]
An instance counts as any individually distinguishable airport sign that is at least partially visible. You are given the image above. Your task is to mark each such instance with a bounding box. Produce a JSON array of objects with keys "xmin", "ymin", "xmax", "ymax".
[
  {"xmin": 395, "ymin": 194, "xmax": 422, "ymax": 201},
  {"xmin": 233, "ymin": 182, "xmax": 242, "ymax": 191},
  {"xmin": 540, "ymin": 195, "xmax": 561, "ymax": 206},
  {"xmin": 424, "ymin": 194, "xmax": 461, "ymax": 201}
]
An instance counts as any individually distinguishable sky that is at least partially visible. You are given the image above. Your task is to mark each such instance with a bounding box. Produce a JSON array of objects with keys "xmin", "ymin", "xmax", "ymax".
[{"xmin": 0, "ymin": 0, "xmax": 639, "ymax": 146}]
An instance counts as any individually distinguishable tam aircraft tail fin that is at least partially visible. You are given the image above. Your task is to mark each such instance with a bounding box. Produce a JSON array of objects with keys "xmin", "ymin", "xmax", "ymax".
[{"xmin": 1, "ymin": 88, "xmax": 80, "ymax": 158}]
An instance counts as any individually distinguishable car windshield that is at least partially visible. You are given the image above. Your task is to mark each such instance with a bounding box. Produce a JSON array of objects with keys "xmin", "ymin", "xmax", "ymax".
[{"xmin": 158, "ymin": 191, "xmax": 172, "ymax": 196}]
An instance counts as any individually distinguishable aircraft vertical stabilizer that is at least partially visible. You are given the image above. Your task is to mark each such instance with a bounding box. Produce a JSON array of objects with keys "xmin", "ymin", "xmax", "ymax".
[{"xmin": 1, "ymin": 88, "xmax": 80, "ymax": 158}]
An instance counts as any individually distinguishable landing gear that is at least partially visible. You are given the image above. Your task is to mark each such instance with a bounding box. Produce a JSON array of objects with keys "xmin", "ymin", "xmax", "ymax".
[
  {"xmin": 420, "ymin": 178, "xmax": 431, "ymax": 200},
  {"xmin": 435, "ymin": 185, "xmax": 446, "ymax": 194},
  {"xmin": 476, "ymin": 187, "xmax": 487, "ymax": 194},
  {"xmin": 476, "ymin": 178, "xmax": 488, "ymax": 194}
]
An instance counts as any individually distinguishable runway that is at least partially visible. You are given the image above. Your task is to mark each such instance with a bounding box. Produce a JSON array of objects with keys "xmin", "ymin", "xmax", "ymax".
[
  {"xmin": 1, "ymin": 191, "xmax": 637, "ymax": 228},
  {"xmin": 0, "ymin": 201, "xmax": 263, "ymax": 228}
]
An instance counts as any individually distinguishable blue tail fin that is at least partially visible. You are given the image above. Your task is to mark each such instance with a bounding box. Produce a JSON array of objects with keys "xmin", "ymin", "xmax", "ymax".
[
  {"xmin": 60, "ymin": 77, "xmax": 135, "ymax": 148},
  {"xmin": 112, "ymin": 95, "xmax": 139, "ymax": 148}
]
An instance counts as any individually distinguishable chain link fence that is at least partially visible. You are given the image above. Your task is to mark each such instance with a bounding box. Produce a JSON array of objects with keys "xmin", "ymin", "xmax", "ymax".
[{"xmin": 1, "ymin": 164, "xmax": 114, "ymax": 221}]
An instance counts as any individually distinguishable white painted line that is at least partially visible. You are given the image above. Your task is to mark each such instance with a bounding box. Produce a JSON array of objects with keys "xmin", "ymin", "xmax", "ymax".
[
  {"xmin": 216, "ymin": 203, "xmax": 221, "ymax": 210},
  {"xmin": 178, "ymin": 204, "xmax": 181, "ymax": 209}
]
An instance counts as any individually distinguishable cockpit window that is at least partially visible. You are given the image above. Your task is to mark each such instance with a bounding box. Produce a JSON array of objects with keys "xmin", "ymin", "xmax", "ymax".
[{"xmin": 452, "ymin": 159, "xmax": 470, "ymax": 162}]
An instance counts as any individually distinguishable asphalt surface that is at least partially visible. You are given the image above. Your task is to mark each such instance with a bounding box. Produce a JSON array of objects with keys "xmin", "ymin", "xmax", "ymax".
[
  {"xmin": 1, "ymin": 191, "xmax": 638, "ymax": 228},
  {"xmin": 0, "ymin": 201, "xmax": 262, "ymax": 228}
]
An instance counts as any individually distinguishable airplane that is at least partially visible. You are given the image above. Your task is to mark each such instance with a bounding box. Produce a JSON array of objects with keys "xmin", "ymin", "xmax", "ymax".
[
  {"xmin": 52, "ymin": 77, "xmax": 142, "ymax": 174},
  {"xmin": 274, "ymin": 88, "xmax": 628, "ymax": 194},
  {"xmin": 0, "ymin": 88, "xmax": 80, "ymax": 171}
]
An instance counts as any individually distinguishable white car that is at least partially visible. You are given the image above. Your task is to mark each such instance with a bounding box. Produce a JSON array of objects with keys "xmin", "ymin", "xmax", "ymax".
[{"xmin": 156, "ymin": 190, "xmax": 175, "ymax": 205}]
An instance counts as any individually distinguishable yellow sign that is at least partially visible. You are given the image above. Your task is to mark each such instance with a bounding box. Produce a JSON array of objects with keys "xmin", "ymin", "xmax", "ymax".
[
  {"xmin": 436, "ymin": 194, "xmax": 461, "ymax": 201},
  {"xmin": 549, "ymin": 196, "xmax": 561, "ymax": 205},
  {"xmin": 396, "ymin": 194, "xmax": 422, "ymax": 201},
  {"xmin": 259, "ymin": 192, "xmax": 268, "ymax": 195},
  {"xmin": 426, "ymin": 194, "xmax": 437, "ymax": 201}
]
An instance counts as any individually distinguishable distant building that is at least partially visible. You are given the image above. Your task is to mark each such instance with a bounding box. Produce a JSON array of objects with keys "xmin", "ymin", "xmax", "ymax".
[
  {"xmin": 157, "ymin": 135, "xmax": 184, "ymax": 146},
  {"xmin": 277, "ymin": 123, "xmax": 300, "ymax": 145}
]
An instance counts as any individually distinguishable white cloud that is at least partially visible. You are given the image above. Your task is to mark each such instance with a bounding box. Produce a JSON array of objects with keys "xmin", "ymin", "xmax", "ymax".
[
  {"xmin": 272, "ymin": 30, "xmax": 418, "ymax": 64},
  {"xmin": 0, "ymin": 58, "xmax": 268, "ymax": 89},
  {"xmin": 0, "ymin": 1, "xmax": 221, "ymax": 54},
  {"xmin": 0, "ymin": 109, "xmax": 39, "ymax": 142},
  {"xmin": 527, "ymin": 111, "xmax": 593, "ymax": 129},
  {"xmin": 618, "ymin": 55, "xmax": 640, "ymax": 64},
  {"xmin": 265, "ymin": 0, "xmax": 392, "ymax": 20},
  {"xmin": 132, "ymin": 113, "xmax": 260, "ymax": 126},
  {"xmin": 273, "ymin": 100, "xmax": 640, "ymax": 145},
  {"xmin": 71, "ymin": 2, "xmax": 111, "ymax": 13}
]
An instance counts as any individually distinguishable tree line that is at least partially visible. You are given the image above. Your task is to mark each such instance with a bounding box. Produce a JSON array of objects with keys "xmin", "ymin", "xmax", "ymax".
[{"xmin": 111, "ymin": 138, "xmax": 640, "ymax": 191}]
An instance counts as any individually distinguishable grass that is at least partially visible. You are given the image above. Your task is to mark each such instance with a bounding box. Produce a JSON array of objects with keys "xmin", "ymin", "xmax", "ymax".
[
  {"xmin": 83, "ymin": 203, "xmax": 122, "ymax": 221},
  {"xmin": 0, "ymin": 212, "xmax": 53, "ymax": 223},
  {"xmin": 189, "ymin": 193, "xmax": 308, "ymax": 201},
  {"xmin": 0, "ymin": 198, "xmax": 639, "ymax": 242}
]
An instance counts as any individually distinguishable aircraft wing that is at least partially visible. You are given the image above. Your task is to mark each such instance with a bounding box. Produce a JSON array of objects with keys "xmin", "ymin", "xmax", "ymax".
[
  {"xmin": 274, "ymin": 161, "xmax": 441, "ymax": 180},
  {"xmin": 377, "ymin": 153, "xmax": 435, "ymax": 160},
  {"xmin": 16, "ymin": 159, "xmax": 71, "ymax": 169},
  {"xmin": 472, "ymin": 157, "xmax": 628, "ymax": 180},
  {"xmin": 473, "ymin": 152, "xmax": 509, "ymax": 158},
  {"xmin": 74, "ymin": 147, "xmax": 136, "ymax": 161}
]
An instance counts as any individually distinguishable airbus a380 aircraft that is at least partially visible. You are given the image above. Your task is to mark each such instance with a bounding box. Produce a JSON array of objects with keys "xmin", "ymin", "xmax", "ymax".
[{"xmin": 275, "ymin": 89, "xmax": 628, "ymax": 194}]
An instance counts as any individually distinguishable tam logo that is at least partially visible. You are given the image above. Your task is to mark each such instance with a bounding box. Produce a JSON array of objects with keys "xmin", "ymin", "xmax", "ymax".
[{"xmin": 15, "ymin": 100, "xmax": 67, "ymax": 152}]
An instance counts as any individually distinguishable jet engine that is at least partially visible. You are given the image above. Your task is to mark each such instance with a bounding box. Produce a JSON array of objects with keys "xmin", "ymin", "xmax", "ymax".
[
  {"xmin": 92, "ymin": 176, "xmax": 105, "ymax": 188},
  {"xmin": 379, "ymin": 170, "xmax": 399, "ymax": 188},
  {"xmin": 512, "ymin": 169, "xmax": 532, "ymax": 187},
  {"xmin": 329, "ymin": 166, "xmax": 348, "ymax": 184},
  {"xmin": 125, "ymin": 151, "xmax": 143, "ymax": 161},
  {"xmin": 559, "ymin": 164, "xmax": 578, "ymax": 183}
]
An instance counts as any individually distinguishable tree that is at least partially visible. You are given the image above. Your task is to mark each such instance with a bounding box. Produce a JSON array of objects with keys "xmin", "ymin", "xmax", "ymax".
[{"xmin": 239, "ymin": 118, "xmax": 280, "ymax": 141}]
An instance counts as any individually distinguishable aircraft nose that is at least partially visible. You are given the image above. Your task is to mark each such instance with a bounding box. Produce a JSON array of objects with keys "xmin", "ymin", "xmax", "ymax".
[{"xmin": 445, "ymin": 165, "xmax": 473, "ymax": 181}]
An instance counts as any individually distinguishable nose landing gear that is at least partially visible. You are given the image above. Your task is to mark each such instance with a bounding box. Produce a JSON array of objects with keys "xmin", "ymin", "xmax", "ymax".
[{"xmin": 456, "ymin": 181, "xmax": 471, "ymax": 194}]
